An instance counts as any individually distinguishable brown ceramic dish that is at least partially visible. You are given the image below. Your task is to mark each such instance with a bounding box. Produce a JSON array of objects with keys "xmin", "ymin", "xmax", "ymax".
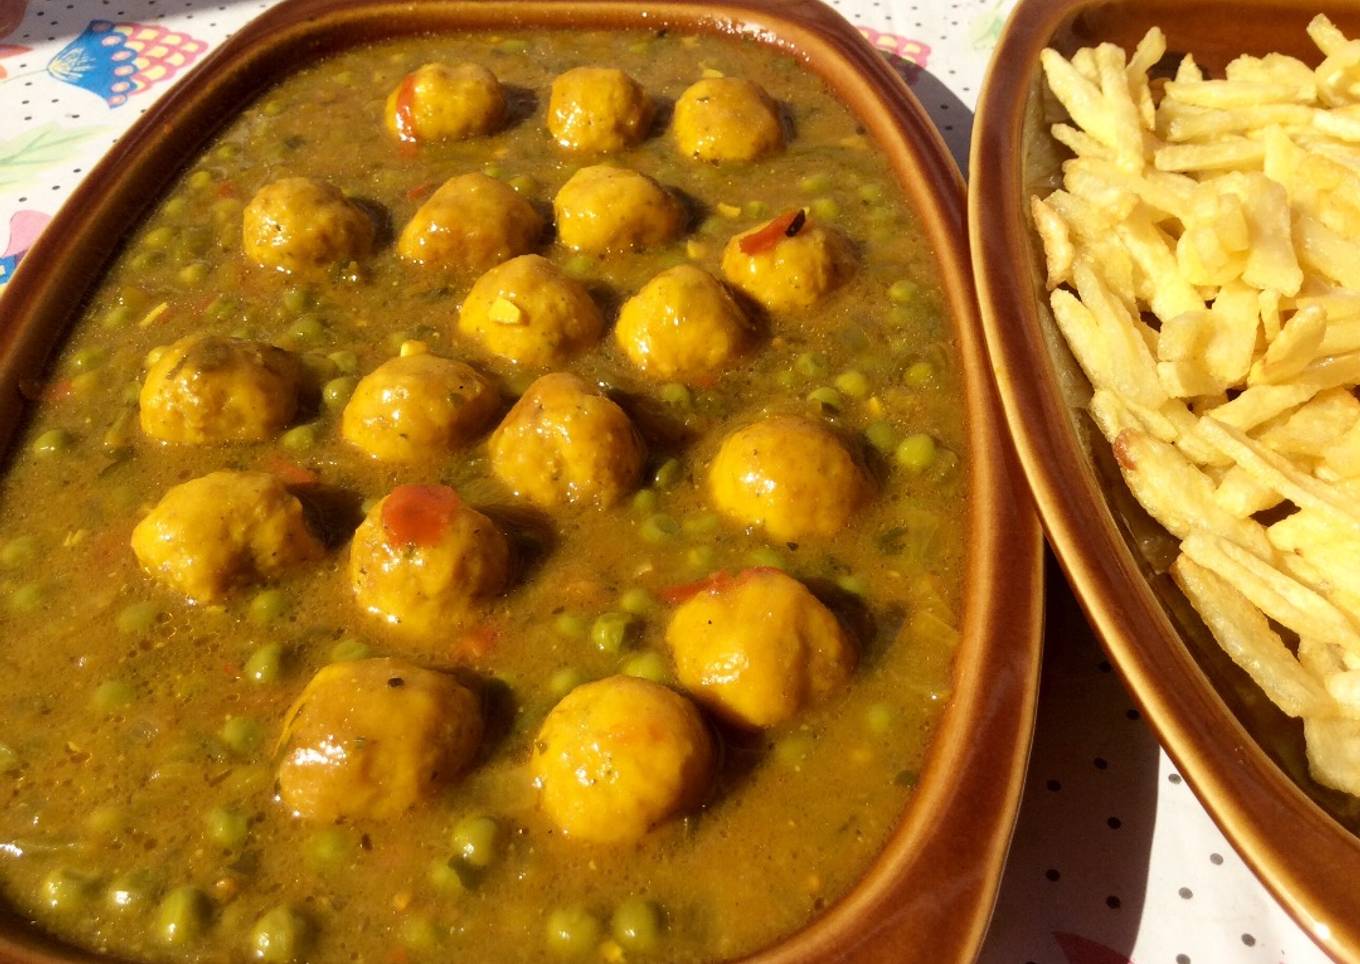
[
  {"xmin": 971, "ymin": 0, "xmax": 1360, "ymax": 957},
  {"xmin": 0, "ymin": 0, "xmax": 1041, "ymax": 962}
]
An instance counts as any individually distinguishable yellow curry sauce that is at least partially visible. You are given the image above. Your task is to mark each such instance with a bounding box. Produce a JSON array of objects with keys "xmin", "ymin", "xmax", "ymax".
[{"xmin": 0, "ymin": 28, "xmax": 966, "ymax": 964}]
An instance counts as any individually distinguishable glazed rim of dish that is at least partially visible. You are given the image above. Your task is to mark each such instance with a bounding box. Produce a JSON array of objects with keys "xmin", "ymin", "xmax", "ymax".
[
  {"xmin": 970, "ymin": 0, "xmax": 1360, "ymax": 957},
  {"xmin": 0, "ymin": 1, "xmax": 1042, "ymax": 961}
]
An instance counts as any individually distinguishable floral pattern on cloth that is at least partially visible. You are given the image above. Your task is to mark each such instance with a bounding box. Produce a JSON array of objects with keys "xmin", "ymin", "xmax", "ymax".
[
  {"xmin": 0, "ymin": 208, "xmax": 48, "ymax": 284},
  {"xmin": 46, "ymin": 20, "xmax": 206, "ymax": 107},
  {"xmin": 857, "ymin": 27, "xmax": 930, "ymax": 82}
]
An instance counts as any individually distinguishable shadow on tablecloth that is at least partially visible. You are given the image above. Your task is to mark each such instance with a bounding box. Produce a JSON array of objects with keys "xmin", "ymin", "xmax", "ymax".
[{"xmin": 980, "ymin": 552, "xmax": 1160, "ymax": 964}]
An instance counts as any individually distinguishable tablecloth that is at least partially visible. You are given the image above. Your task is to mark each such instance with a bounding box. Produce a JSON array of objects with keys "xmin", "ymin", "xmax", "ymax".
[{"xmin": 0, "ymin": 1, "xmax": 1332, "ymax": 961}]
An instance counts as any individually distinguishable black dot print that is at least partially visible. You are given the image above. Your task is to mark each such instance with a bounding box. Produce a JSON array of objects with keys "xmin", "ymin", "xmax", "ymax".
[
  {"xmin": 1106, "ymin": 816, "xmax": 1122, "ymax": 829},
  {"xmin": 1093, "ymin": 756, "xmax": 1108, "ymax": 770},
  {"xmin": 1045, "ymin": 868, "xmax": 1060, "ymax": 882},
  {"xmin": 1179, "ymin": 886, "xmax": 1194, "ymax": 899},
  {"xmin": 1169, "ymin": 772, "xmax": 1184, "ymax": 784},
  {"xmin": 1098, "ymin": 659, "xmax": 1113, "ymax": 672},
  {"xmin": 1176, "ymin": 955, "xmax": 1191, "ymax": 964},
  {"xmin": 1105, "ymin": 895, "xmax": 1121, "ymax": 909},
  {"xmin": 1241, "ymin": 933, "xmax": 1256, "ymax": 947},
  {"xmin": 1210, "ymin": 852, "xmax": 1224, "ymax": 865},
  {"xmin": 1126, "ymin": 707, "xmax": 1141, "ymax": 720},
  {"xmin": 1045, "ymin": 778, "xmax": 1061, "ymax": 792}
]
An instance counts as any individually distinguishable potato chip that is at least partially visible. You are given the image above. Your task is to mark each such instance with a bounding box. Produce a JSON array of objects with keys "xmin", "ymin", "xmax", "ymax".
[
  {"xmin": 1154, "ymin": 138, "xmax": 1267, "ymax": 172},
  {"xmin": 1030, "ymin": 196, "xmax": 1074, "ymax": 289},
  {"xmin": 1164, "ymin": 79, "xmax": 1314, "ymax": 108},
  {"xmin": 1248, "ymin": 303, "xmax": 1327, "ymax": 383},
  {"xmin": 1215, "ymin": 465, "xmax": 1282, "ymax": 517},
  {"xmin": 1171, "ymin": 556, "xmax": 1332, "ymax": 717},
  {"xmin": 1304, "ymin": 716, "xmax": 1360, "ymax": 795},
  {"xmin": 1255, "ymin": 387, "xmax": 1360, "ymax": 456}
]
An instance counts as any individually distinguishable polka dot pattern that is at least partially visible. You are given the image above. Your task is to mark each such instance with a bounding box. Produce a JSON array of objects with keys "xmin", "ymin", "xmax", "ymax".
[{"xmin": 0, "ymin": 2, "xmax": 1338, "ymax": 961}]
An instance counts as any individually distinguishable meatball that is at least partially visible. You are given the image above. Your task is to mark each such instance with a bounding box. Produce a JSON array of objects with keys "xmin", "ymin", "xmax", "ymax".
[
  {"xmin": 531, "ymin": 676, "xmax": 713, "ymax": 843},
  {"xmin": 665, "ymin": 568, "xmax": 855, "ymax": 728},
  {"xmin": 709, "ymin": 414, "xmax": 869, "ymax": 541},
  {"xmin": 553, "ymin": 165, "xmax": 684, "ymax": 254},
  {"xmin": 614, "ymin": 265, "xmax": 750, "ymax": 381},
  {"xmin": 721, "ymin": 213, "xmax": 851, "ymax": 312},
  {"xmin": 384, "ymin": 62, "xmax": 505, "ymax": 143},
  {"xmin": 397, "ymin": 172, "xmax": 542, "ymax": 272},
  {"xmin": 341, "ymin": 346, "xmax": 499, "ymax": 462},
  {"xmin": 547, "ymin": 66, "xmax": 653, "ymax": 153},
  {"xmin": 672, "ymin": 77, "xmax": 783, "ymax": 163},
  {"xmin": 277, "ymin": 658, "xmax": 483, "ymax": 822},
  {"xmin": 139, "ymin": 336, "xmax": 303, "ymax": 444},
  {"xmin": 457, "ymin": 254, "xmax": 603, "ymax": 367},
  {"xmin": 242, "ymin": 177, "xmax": 374, "ymax": 274},
  {"xmin": 489, "ymin": 372, "xmax": 645, "ymax": 510},
  {"xmin": 130, "ymin": 470, "xmax": 323, "ymax": 603},
  {"xmin": 349, "ymin": 484, "xmax": 510, "ymax": 639}
]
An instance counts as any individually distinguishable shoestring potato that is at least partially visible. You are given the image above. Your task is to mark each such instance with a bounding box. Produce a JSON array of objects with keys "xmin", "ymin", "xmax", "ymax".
[
  {"xmin": 1033, "ymin": 14, "xmax": 1360, "ymax": 800},
  {"xmin": 0, "ymin": 26, "xmax": 966, "ymax": 964}
]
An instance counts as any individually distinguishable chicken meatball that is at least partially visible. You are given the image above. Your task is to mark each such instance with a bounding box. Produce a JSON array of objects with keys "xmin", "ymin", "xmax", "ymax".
[
  {"xmin": 457, "ymin": 255, "xmax": 603, "ymax": 367},
  {"xmin": 341, "ymin": 345, "xmax": 499, "ymax": 462},
  {"xmin": 397, "ymin": 172, "xmax": 542, "ymax": 272},
  {"xmin": 547, "ymin": 66, "xmax": 653, "ymax": 153},
  {"xmin": 553, "ymin": 165, "xmax": 684, "ymax": 254},
  {"xmin": 666, "ymin": 568, "xmax": 855, "ymax": 728},
  {"xmin": 531, "ymin": 676, "xmax": 713, "ymax": 843},
  {"xmin": 130, "ymin": 471, "xmax": 323, "ymax": 603},
  {"xmin": 384, "ymin": 62, "xmax": 506, "ymax": 143},
  {"xmin": 489, "ymin": 373, "xmax": 645, "ymax": 510},
  {"xmin": 722, "ymin": 212, "xmax": 851, "ymax": 312},
  {"xmin": 349, "ymin": 484, "xmax": 510, "ymax": 639},
  {"xmin": 242, "ymin": 177, "xmax": 374, "ymax": 274},
  {"xmin": 709, "ymin": 414, "xmax": 869, "ymax": 541},
  {"xmin": 672, "ymin": 77, "xmax": 783, "ymax": 163},
  {"xmin": 614, "ymin": 265, "xmax": 750, "ymax": 381},
  {"xmin": 277, "ymin": 658, "xmax": 483, "ymax": 822},
  {"xmin": 139, "ymin": 336, "xmax": 303, "ymax": 444}
]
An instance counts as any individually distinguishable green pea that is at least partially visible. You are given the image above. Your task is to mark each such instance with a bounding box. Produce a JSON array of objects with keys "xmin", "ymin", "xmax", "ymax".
[
  {"xmin": 220, "ymin": 716, "xmax": 263, "ymax": 757},
  {"xmin": 806, "ymin": 386, "xmax": 842, "ymax": 412},
  {"xmin": 0, "ymin": 536, "xmax": 37, "ymax": 570},
  {"xmin": 496, "ymin": 38, "xmax": 529, "ymax": 54},
  {"xmin": 280, "ymin": 424, "xmax": 317, "ymax": 451},
  {"xmin": 548, "ymin": 667, "xmax": 587, "ymax": 698},
  {"xmin": 748, "ymin": 546, "xmax": 786, "ymax": 570},
  {"xmin": 865, "ymin": 420, "xmax": 897, "ymax": 453},
  {"xmin": 299, "ymin": 352, "xmax": 338, "ymax": 383},
  {"xmin": 744, "ymin": 199, "xmax": 769, "ymax": 219},
  {"xmin": 249, "ymin": 589, "xmax": 290, "ymax": 625},
  {"xmin": 214, "ymin": 142, "xmax": 242, "ymax": 162},
  {"xmin": 106, "ymin": 870, "xmax": 155, "ymax": 912},
  {"xmin": 795, "ymin": 352, "xmax": 829, "ymax": 377},
  {"xmin": 508, "ymin": 174, "xmax": 538, "ymax": 195},
  {"xmin": 619, "ymin": 587, "xmax": 656, "ymax": 615},
  {"xmin": 620, "ymin": 650, "xmax": 668, "ymax": 682},
  {"xmin": 864, "ymin": 702, "xmax": 894, "ymax": 735},
  {"xmin": 83, "ymin": 805, "xmax": 123, "ymax": 839},
  {"xmin": 640, "ymin": 513, "xmax": 679, "ymax": 543},
  {"xmin": 686, "ymin": 545, "xmax": 716, "ymax": 570},
  {"xmin": 142, "ymin": 225, "xmax": 177, "ymax": 250},
  {"xmin": 811, "ymin": 197, "xmax": 840, "ymax": 220},
  {"xmin": 40, "ymin": 868, "xmax": 99, "ymax": 912},
  {"xmin": 775, "ymin": 733, "xmax": 812, "ymax": 767},
  {"xmin": 631, "ymin": 489, "xmax": 659, "ymax": 515},
  {"xmin": 244, "ymin": 643, "xmax": 284, "ymax": 684},
  {"xmin": 32, "ymin": 428, "xmax": 74, "ymax": 456},
  {"xmin": 326, "ymin": 349, "xmax": 358, "ymax": 374},
  {"xmin": 322, "ymin": 376, "xmax": 357, "ymax": 408},
  {"xmin": 400, "ymin": 914, "xmax": 439, "ymax": 951},
  {"xmin": 177, "ymin": 261, "xmax": 209, "ymax": 286},
  {"xmin": 590, "ymin": 612, "xmax": 634, "ymax": 654},
  {"xmin": 287, "ymin": 314, "xmax": 325, "ymax": 343},
  {"xmin": 895, "ymin": 433, "xmax": 937, "ymax": 472},
  {"xmin": 305, "ymin": 827, "xmax": 356, "ymax": 868},
  {"xmin": 611, "ymin": 897, "xmax": 663, "ymax": 952},
  {"xmin": 162, "ymin": 196, "xmax": 189, "ymax": 218},
  {"xmin": 128, "ymin": 250, "xmax": 164, "ymax": 273},
  {"xmin": 836, "ymin": 573, "xmax": 868, "ymax": 596},
  {"xmin": 652, "ymin": 458, "xmax": 683, "ymax": 489},
  {"xmin": 545, "ymin": 906, "xmax": 601, "ymax": 958},
  {"xmin": 799, "ymin": 173, "xmax": 832, "ymax": 193},
  {"xmin": 156, "ymin": 886, "xmax": 211, "ymax": 945},
  {"xmin": 101, "ymin": 304, "xmax": 135, "ymax": 327},
  {"xmin": 553, "ymin": 612, "xmax": 587, "ymax": 640},
  {"xmin": 889, "ymin": 279, "xmax": 918, "ymax": 304},
  {"xmin": 659, "ymin": 383, "xmax": 692, "ymax": 407},
  {"xmin": 92, "ymin": 679, "xmax": 136, "ymax": 713},
  {"xmin": 562, "ymin": 253, "xmax": 596, "ymax": 280},
  {"xmin": 451, "ymin": 815, "xmax": 500, "ymax": 868},
  {"xmin": 281, "ymin": 287, "xmax": 313, "ymax": 315},
  {"xmin": 206, "ymin": 806, "xmax": 249, "ymax": 849},
  {"xmin": 834, "ymin": 370, "xmax": 869, "ymax": 398},
  {"xmin": 117, "ymin": 601, "xmax": 160, "ymax": 636},
  {"xmin": 329, "ymin": 637, "xmax": 370, "ymax": 662},
  {"xmin": 262, "ymin": 99, "xmax": 285, "ymax": 116},
  {"xmin": 905, "ymin": 360, "xmax": 935, "ymax": 387},
  {"xmin": 482, "ymin": 162, "xmax": 504, "ymax": 179},
  {"xmin": 428, "ymin": 855, "xmax": 474, "ymax": 893},
  {"xmin": 0, "ymin": 741, "xmax": 18, "ymax": 773},
  {"xmin": 9, "ymin": 582, "xmax": 43, "ymax": 613},
  {"xmin": 858, "ymin": 182, "xmax": 886, "ymax": 202},
  {"xmin": 681, "ymin": 512, "xmax": 719, "ymax": 536},
  {"xmin": 186, "ymin": 169, "xmax": 217, "ymax": 191},
  {"xmin": 70, "ymin": 347, "xmax": 109, "ymax": 371},
  {"xmin": 250, "ymin": 905, "xmax": 311, "ymax": 963}
]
